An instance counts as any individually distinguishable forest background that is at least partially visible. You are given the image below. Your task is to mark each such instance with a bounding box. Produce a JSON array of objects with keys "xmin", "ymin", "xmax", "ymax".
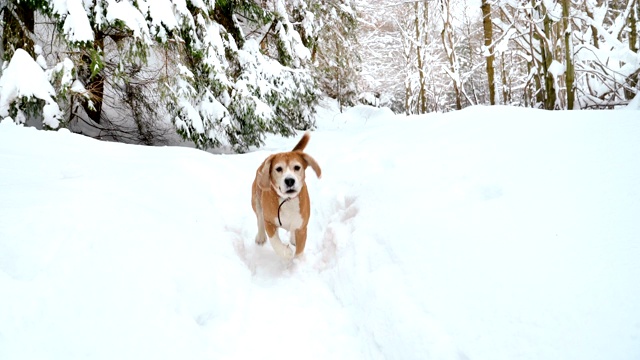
[{"xmin": 0, "ymin": 0, "xmax": 638, "ymax": 152}]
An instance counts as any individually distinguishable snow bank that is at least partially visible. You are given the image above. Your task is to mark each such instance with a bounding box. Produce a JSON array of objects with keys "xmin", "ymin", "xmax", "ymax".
[{"xmin": 1, "ymin": 102, "xmax": 639, "ymax": 360}]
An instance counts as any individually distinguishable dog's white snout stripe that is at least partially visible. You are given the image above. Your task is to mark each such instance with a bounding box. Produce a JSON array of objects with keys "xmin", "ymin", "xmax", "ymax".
[{"xmin": 281, "ymin": 169, "xmax": 298, "ymax": 188}]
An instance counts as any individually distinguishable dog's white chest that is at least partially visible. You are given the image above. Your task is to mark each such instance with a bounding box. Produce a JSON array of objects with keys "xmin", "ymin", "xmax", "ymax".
[{"xmin": 275, "ymin": 197, "xmax": 303, "ymax": 230}]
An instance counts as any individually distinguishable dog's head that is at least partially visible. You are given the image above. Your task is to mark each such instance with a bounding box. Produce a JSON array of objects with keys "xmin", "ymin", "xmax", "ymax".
[{"xmin": 258, "ymin": 151, "xmax": 321, "ymax": 199}]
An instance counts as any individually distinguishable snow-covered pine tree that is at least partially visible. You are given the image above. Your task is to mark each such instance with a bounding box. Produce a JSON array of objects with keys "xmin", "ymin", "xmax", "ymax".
[
  {"xmin": 168, "ymin": 0, "xmax": 319, "ymax": 151},
  {"xmin": 306, "ymin": 0, "xmax": 360, "ymax": 112},
  {"xmin": 0, "ymin": 0, "xmax": 319, "ymax": 152}
]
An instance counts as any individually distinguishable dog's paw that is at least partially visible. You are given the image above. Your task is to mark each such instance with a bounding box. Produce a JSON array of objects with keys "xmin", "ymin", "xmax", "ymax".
[
  {"xmin": 282, "ymin": 244, "xmax": 295, "ymax": 259},
  {"xmin": 255, "ymin": 232, "xmax": 266, "ymax": 245}
]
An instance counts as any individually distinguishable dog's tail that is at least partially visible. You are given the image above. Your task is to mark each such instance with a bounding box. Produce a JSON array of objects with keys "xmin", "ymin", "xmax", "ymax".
[{"xmin": 292, "ymin": 131, "xmax": 310, "ymax": 152}]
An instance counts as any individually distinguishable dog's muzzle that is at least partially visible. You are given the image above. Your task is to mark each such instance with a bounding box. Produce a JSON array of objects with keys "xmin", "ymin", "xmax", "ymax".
[
  {"xmin": 282, "ymin": 177, "xmax": 299, "ymax": 196},
  {"xmin": 284, "ymin": 177, "xmax": 295, "ymax": 188}
]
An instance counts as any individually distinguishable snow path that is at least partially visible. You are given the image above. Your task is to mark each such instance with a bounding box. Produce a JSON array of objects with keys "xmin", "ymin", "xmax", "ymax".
[{"xmin": 1, "ymin": 103, "xmax": 640, "ymax": 360}]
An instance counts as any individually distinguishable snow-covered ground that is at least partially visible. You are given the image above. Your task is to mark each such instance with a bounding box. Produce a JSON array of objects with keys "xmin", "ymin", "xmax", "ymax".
[{"xmin": 1, "ymin": 100, "xmax": 639, "ymax": 360}]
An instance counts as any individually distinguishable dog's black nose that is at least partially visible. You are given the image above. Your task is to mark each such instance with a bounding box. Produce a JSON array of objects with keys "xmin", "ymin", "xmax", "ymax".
[{"xmin": 284, "ymin": 177, "xmax": 295, "ymax": 187}]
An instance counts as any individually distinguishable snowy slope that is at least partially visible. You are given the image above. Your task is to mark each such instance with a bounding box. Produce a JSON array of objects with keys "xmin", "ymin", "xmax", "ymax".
[{"xmin": 1, "ymin": 101, "xmax": 639, "ymax": 360}]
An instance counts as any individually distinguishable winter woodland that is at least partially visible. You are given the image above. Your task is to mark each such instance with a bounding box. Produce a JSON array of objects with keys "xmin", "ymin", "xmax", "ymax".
[{"xmin": 0, "ymin": 0, "xmax": 638, "ymax": 151}]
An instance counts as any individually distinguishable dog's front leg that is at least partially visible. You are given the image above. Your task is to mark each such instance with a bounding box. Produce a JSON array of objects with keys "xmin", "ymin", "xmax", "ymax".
[
  {"xmin": 254, "ymin": 198, "xmax": 266, "ymax": 245},
  {"xmin": 265, "ymin": 222, "xmax": 295, "ymax": 259},
  {"xmin": 293, "ymin": 227, "xmax": 307, "ymax": 255}
]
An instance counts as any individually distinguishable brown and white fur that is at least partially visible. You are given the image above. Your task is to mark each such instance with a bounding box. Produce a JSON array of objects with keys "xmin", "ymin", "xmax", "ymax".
[{"xmin": 251, "ymin": 132, "xmax": 321, "ymax": 259}]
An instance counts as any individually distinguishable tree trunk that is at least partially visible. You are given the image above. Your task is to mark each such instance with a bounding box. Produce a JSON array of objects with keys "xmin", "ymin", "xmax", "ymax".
[
  {"xmin": 501, "ymin": 53, "xmax": 510, "ymax": 104},
  {"xmin": 405, "ymin": 78, "xmax": 411, "ymax": 116},
  {"xmin": 626, "ymin": 0, "xmax": 639, "ymax": 99},
  {"xmin": 631, "ymin": 2, "xmax": 638, "ymax": 53},
  {"xmin": 562, "ymin": 0, "xmax": 575, "ymax": 109},
  {"xmin": 440, "ymin": 0, "xmax": 462, "ymax": 110},
  {"xmin": 584, "ymin": 0, "xmax": 600, "ymax": 48},
  {"xmin": 540, "ymin": 1, "xmax": 556, "ymax": 109},
  {"xmin": 526, "ymin": 1, "xmax": 545, "ymax": 107},
  {"xmin": 481, "ymin": 0, "xmax": 496, "ymax": 105},
  {"xmin": 414, "ymin": 2, "xmax": 427, "ymax": 114},
  {"xmin": 80, "ymin": 36, "xmax": 105, "ymax": 124},
  {"xmin": 525, "ymin": 61, "xmax": 532, "ymax": 107}
]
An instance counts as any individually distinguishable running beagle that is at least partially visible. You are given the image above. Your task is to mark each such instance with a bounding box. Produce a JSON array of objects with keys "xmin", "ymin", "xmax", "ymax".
[{"xmin": 251, "ymin": 132, "xmax": 321, "ymax": 259}]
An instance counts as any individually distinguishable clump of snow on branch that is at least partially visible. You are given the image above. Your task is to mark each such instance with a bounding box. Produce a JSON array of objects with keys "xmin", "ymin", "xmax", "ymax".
[
  {"xmin": 105, "ymin": 0, "xmax": 152, "ymax": 42},
  {"xmin": 51, "ymin": 58, "xmax": 74, "ymax": 85},
  {"xmin": 0, "ymin": 49, "xmax": 62, "ymax": 128},
  {"xmin": 548, "ymin": 60, "xmax": 565, "ymax": 108},
  {"xmin": 548, "ymin": 60, "xmax": 565, "ymax": 79},
  {"xmin": 50, "ymin": 0, "xmax": 95, "ymax": 43}
]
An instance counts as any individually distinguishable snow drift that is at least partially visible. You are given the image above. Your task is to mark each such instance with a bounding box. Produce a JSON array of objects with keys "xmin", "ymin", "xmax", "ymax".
[{"xmin": 1, "ymin": 101, "xmax": 639, "ymax": 360}]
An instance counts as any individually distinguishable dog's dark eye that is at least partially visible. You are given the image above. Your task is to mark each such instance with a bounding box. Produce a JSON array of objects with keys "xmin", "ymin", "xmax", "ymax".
[
  {"xmin": 275, "ymin": 166, "xmax": 283, "ymax": 173},
  {"xmin": 294, "ymin": 165, "xmax": 301, "ymax": 171}
]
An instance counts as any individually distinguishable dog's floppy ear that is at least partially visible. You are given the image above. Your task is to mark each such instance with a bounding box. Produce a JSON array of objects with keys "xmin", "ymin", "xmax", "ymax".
[
  {"xmin": 301, "ymin": 153, "xmax": 322, "ymax": 179},
  {"xmin": 257, "ymin": 155, "xmax": 274, "ymax": 189}
]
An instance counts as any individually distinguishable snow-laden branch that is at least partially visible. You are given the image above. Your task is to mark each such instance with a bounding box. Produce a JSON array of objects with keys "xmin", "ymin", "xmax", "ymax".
[{"xmin": 0, "ymin": 49, "xmax": 61, "ymax": 128}]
